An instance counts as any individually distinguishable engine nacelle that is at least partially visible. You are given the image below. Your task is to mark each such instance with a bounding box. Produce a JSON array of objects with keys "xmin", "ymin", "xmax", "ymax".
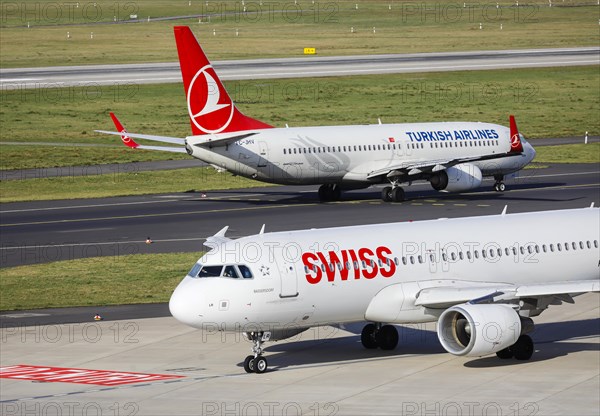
[
  {"xmin": 430, "ymin": 163, "xmax": 482, "ymax": 192},
  {"xmin": 437, "ymin": 304, "xmax": 521, "ymax": 357}
]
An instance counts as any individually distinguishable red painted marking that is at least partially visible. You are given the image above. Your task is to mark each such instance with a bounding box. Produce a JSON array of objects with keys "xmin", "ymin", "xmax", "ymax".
[{"xmin": 0, "ymin": 365, "xmax": 184, "ymax": 386}]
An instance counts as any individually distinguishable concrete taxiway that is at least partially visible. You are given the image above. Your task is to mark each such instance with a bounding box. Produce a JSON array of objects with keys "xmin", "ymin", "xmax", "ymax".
[
  {"xmin": 1, "ymin": 293, "xmax": 598, "ymax": 415},
  {"xmin": 1, "ymin": 47, "xmax": 598, "ymax": 89}
]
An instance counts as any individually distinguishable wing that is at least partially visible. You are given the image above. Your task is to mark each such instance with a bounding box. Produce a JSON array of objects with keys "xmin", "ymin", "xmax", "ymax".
[
  {"xmin": 415, "ymin": 280, "xmax": 600, "ymax": 316},
  {"xmin": 366, "ymin": 153, "xmax": 519, "ymax": 181}
]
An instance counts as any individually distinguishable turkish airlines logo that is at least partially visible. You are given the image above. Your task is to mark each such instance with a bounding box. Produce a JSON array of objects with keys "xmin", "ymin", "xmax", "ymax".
[
  {"xmin": 119, "ymin": 128, "xmax": 133, "ymax": 146},
  {"xmin": 510, "ymin": 133, "xmax": 521, "ymax": 149},
  {"xmin": 187, "ymin": 65, "xmax": 234, "ymax": 134}
]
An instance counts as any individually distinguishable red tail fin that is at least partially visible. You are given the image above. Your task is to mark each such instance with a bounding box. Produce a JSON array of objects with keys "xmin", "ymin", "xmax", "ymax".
[
  {"xmin": 173, "ymin": 26, "xmax": 273, "ymax": 135},
  {"xmin": 110, "ymin": 112, "xmax": 139, "ymax": 149},
  {"xmin": 508, "ymin": 115, "xmax": 523, "ymax": 153}
]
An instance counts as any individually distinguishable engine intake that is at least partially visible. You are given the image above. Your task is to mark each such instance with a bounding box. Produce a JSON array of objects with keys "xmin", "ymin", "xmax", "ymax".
[{"xmin": 437, "ymin": 303, "xmax": 522, "ymax": 357}]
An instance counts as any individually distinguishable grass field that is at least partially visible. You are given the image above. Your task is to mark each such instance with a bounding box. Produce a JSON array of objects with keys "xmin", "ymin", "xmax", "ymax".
[
  {"xmin": 1, "ymin": 1, "xmax": 599, "ymax": 67},
  {"xmin": 0, "ymin": 252, "xmax": 200, "ymax": 310},
  {"xmin": 1, "ymin": 66, "xmax": 598, "ymax": 170}
]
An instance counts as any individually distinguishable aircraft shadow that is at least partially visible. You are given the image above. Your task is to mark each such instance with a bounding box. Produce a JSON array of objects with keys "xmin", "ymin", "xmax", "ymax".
[
  {"xmin": 185, "ymin": 180, "xmax": 573, "ymax": 206},
  {"xmin": 237, "ymin": 318, "xmax": 599, "ymax": 371}
]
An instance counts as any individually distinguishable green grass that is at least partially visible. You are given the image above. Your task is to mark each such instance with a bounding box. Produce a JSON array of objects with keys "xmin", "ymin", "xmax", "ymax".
[
  {"xmin": 0, "ymin": 166, "xmax": 271, "ymax": 202},
  {"xmin": 0, "ymin": 252, "xmax": 201, "ymax": 310},
  {"xmin": 1, "ymin": 1, "xmax": 598, "ymax": 67},
  {"xmin": 533, "ymin": 143, "xmax": 600, "ymax": 164}
]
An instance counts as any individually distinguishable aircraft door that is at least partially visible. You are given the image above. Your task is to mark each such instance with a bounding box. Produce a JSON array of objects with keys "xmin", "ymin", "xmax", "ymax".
[
  {"xmin": 274, "ymin": 247, "xmax": 299, "ymax": 298},
  {"xmin": 257, "ymin": 141, "xmax": 268, "ymax": 167}
]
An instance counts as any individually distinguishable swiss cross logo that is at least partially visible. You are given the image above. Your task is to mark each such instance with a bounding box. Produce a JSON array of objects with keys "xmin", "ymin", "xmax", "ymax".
[{"xmin": 187, "ymin": 65, "xmax": 234, "ymax": 134}]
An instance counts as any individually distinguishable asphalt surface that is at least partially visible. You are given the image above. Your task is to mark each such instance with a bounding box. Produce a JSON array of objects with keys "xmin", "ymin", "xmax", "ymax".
[
  {"xmin": 2, "ymin": 163, "xmax": 598, "ymax": 270},
  {"xmin": 1, "ymin": 47, "xmax": 598, "ymax": 89}
]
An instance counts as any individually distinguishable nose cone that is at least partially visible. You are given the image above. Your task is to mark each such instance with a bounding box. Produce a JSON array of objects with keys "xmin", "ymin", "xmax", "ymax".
[
  {"xmin": 169, "ymin": 278, "xmax": 201, "ymax": 328},
  {"xmin": 524, "ymin": 140, "xmax": 536, "ymax": 163}
]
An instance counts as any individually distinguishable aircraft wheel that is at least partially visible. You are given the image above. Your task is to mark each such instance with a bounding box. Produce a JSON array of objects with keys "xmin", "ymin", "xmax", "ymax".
[
  {"xmin": 254, "ymin": 356, "xmax": 268, "ymax": 374},
  {"xmin": 361, "ymin": 324, "xmax": 378, "ymax": 349},
  {"xmin": 511, "ymin": 335, "xmax": 534, "ymax": 360},
  {"xmin": 496, "ymin": 348, "xmax": 513, "ymax": 359},
  {"xmin": 318, "ymin": 185, "xmax": 330, "ymax": 202},
  {"xmin": 391, "ymin": 187, "xmax": 405, "ymax": 203},
  {"xmin": 498, "ymin": 182, "xmax": 506, "ymax": 192},
  {"xmin": 376, "ymin": 325, "xmax": 399, "ymax": 350},
  {"xmin": 243, "ymin": 355, "xmax": 255, "ymax": 373},
  {"xmin": 382, "ymin": 187, "xmax": 392, "ymax": 202}
]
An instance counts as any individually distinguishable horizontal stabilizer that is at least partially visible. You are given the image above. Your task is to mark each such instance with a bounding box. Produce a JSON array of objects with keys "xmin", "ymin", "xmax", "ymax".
[{"xmin": 95, "ymin": 130, "xmax": 186, "ymax": 145}]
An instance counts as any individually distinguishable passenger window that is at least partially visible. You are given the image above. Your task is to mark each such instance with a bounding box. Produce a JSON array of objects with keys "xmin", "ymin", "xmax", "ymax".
[
  {"xmin": 223, "ymin": 266, "xmax": 239, "ymax": 278},
  {"xmin": 238, "ymin": 265, "xmax": 253, "ymax": 279},
  {"xmin": 198, "ymin": 265, "xmax": 223, "ymax": 278}
]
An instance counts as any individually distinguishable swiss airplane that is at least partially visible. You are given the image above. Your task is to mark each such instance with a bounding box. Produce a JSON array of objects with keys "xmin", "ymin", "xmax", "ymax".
[
  {"xmin": 96, "ymin": 26, "xmax": 536, "ymax": 202},
  {"xmin": 169, "ymin": 206, "xmax": 600, "ymax": 373}
]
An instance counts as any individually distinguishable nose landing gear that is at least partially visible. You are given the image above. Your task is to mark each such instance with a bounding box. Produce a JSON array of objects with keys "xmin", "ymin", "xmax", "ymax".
[{"xmin": 243, "ymin": 331, "xmax": 269, "ymax": 374}]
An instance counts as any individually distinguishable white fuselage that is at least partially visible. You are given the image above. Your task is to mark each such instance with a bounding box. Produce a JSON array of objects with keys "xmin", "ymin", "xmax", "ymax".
[
  {"xmin": 186, "ymin": 122, "xmax": 536, "ymax": 186},
  {"xmin": 169, "ymin": 208, "xmax": 599, "ymax": 332}
]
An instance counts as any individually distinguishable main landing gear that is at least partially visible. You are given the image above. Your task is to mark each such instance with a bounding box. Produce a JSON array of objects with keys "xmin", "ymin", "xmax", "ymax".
[
  {"xmin": 493, "ymin": 175, "xmax": 506, "ymax": 192},
  {"xmin": 243, "ymin": 332, "xmax": 269, "ymax": 374},
  {"xmin": 381, "ymin": 186, "xmax": 405, "ymax": 202},
  {"xmin": 495, "ymin": 334, "xmax": 534, "ymax": 360},
  {"xmin": 361, "ymin": 323, "xmax": 399, "ymax": 350},
  {"xmin": 318, "ymin": 184, "xmax": 342, "ymax": 202}
]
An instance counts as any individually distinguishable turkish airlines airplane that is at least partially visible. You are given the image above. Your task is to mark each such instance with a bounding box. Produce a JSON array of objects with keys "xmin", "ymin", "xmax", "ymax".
[
  {"xmin": 169, "ymin": 206, "xmax": 599, "ymax": 373},
  {"xmin": 96, "ymin": 26, "xmax": 536, "ymax": 202}
]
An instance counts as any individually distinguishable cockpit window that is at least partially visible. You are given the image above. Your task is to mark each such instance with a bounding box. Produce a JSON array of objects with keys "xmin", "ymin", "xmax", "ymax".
[
  {"xmin": 198, "ymin": 265, "xmax": 223, "ymax": 278},
  {"xmin": 188, "ymin": 263, "xmax": 202, "ymax": 277},
  {"xmin": 223, "ymin": 266, "xmax": 239, "ymax": 279},
  {"xmin": 190, "ymin": 264, "xmax": 254, "ymax": 279},
  {"xmin": 238, "ymin": 265, "xmax": 253, "ymax": 279}
]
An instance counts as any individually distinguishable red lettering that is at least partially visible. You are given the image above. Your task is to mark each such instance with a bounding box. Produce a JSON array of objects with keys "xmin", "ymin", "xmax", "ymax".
[
  {"xmin": 317, "ymin": 252, "xmax": 337, "ymax": 282},
  {"xmin": 359, "ymin": 248, "xmax": 378, "ymax": 279},
  {"xmin": 376, "ymin": 246, "xmax": 395, "ymax": 278},
  {"xmin": 302, "ymin": 252, "xmax": 321, "ymax": 284},
  {"xmin": 348, "ymin": 249, "xmax": 360, "ymax": 279}
]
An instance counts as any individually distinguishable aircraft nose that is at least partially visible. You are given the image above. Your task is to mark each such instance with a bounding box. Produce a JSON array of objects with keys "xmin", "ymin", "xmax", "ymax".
[
  {"xmin": 526, "ymin": 140, "xmax": 536, "ymax": 162},
  {"xmin": 169, "ymin": 279, "xmax": 202, "ymax": 327}
]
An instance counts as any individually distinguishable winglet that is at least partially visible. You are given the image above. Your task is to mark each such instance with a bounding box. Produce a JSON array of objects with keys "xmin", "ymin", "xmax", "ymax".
[
  {"xmin": 110, "ymin": 112, "xmax": 139, "ymax": 149},
  {"xmin": 204, "ymin": 226, "xmax": 231, "ymax": 249},
  {"xmin": 508, "ymin": 115, "xmax": 524, "ymax": 154}
]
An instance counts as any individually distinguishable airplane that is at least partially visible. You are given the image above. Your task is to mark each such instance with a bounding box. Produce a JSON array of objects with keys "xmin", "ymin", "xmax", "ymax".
[
  {"xmin": 169, "ymin": 206, "xmax": 600, "ymax": 373},
  {"xmin": 96, "ymin": 26, "xmax": 537, "ymax": 202}
]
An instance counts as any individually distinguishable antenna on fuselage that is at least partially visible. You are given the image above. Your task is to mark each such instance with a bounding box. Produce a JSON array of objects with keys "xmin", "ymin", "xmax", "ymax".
[
  {"xmin": 501, "ymin": 205, "xmax": 508, "ymax": 216},
  {"xmin": 259, "ymin": 224, "xmax": 265, "ymax": 234},
  {"xmin": 378, "ymin": 118, "xmax": 382, "ymax": 125}
]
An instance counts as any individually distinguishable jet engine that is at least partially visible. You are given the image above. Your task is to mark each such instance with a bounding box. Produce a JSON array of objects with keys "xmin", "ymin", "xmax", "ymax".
[
  {"xmin": 430, "ymin": 163, "xmax": 482, "ymax": 192},
  {"xmin": 436, "ymin": 304, "xmax": 522, "ymax": 357}
]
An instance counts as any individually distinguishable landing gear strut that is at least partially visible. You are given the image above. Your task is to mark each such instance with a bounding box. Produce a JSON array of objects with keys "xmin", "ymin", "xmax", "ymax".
[
  {"xmin": 244, "ymin": 332, "xmax": 269, "ymax": 374},
  {"xmin": 382, "ymin": 186, "xmax": 405, "ymax": 202},
  {"xmin": 493, "ymin": 175, "xmax": 506, "ymax": 192},
  {"xmin": 318, "ymin": 184, "xmax": 342, "ymax": 202},
  {"xmin": 361, "ymin": 323, "xmax": 399, "ymax": 350}
]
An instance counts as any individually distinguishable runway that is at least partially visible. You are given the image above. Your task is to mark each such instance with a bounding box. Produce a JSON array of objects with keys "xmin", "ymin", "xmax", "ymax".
[
  {"xmin": 1, "ymin": 163, "xmax": 599, "ymax": 269},
  {"xmin": 1, "ymin": 47, "xmax": 598, "ymax": 89}
]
